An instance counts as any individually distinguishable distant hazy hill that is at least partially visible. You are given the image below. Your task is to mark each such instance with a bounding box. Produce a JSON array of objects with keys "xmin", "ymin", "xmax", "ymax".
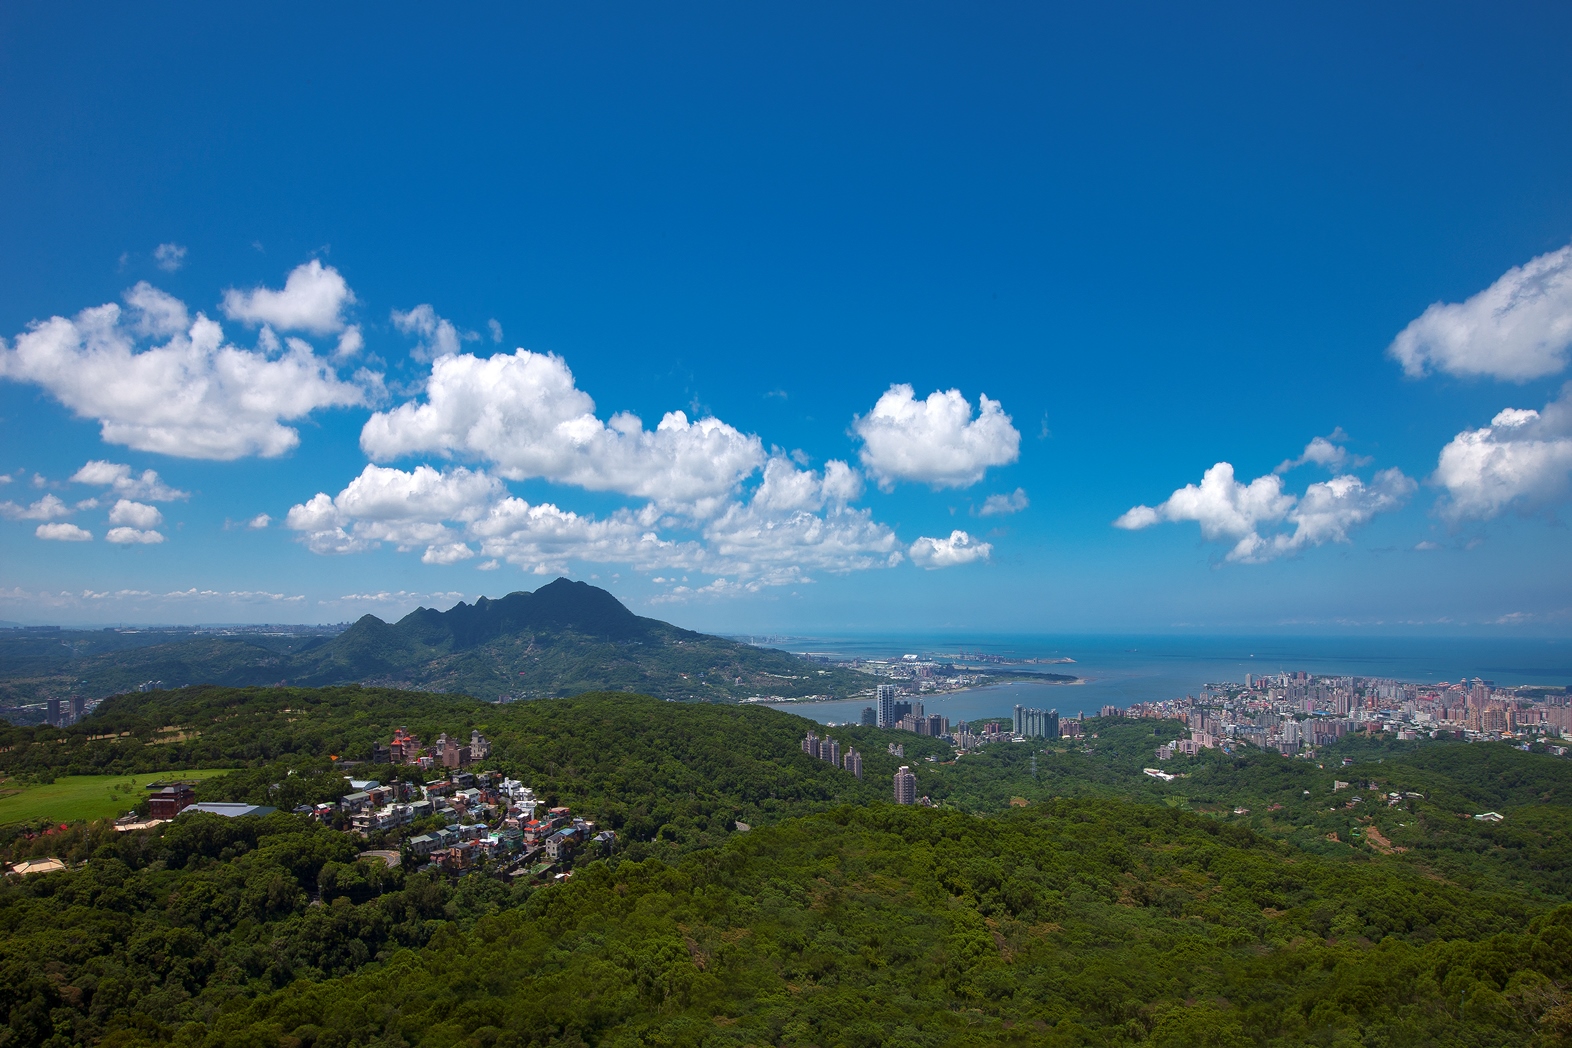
[{"xmin": 0, "ymin": 579, "xmax": 877, "ymax": 705}]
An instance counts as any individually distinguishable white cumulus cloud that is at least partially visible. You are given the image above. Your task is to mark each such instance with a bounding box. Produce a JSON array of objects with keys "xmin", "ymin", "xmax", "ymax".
[
  {"xmin": 1, "ymin": 494, "xmax": 72, "ymax": 521},
  {"xmin": 153, "ymin": 243, "xmax": 187, "ymax": 272},
  {"xmin": 334, "ymin": 326, "xmax": 364, "ymax": 360},
  {"xmin": 1256, "ymin": 470, "xmax": 1416, "ymax": 562},
  {"xmin": 1274, "ymin": 432, "xmax": 1369, "ymax": 474},
  {"xmin": 1115, "ymin": 463, "xmax": 1295, "ymax": 552},
  {"xmin": 1433, "ymin": 386, "xmax": 1572, "ymax": 521},
  {"xmin": 392, "ymin": 304, "xmax": 462, "ymax": 363},
  {"xmin": 470, "ymin": 498, "xmax": 700, "ymax": 575},
  {"xmin": 1, "ymin": 284, "xmax": 375, "ymax": 459},
  {"xmin": 421, "ymin": 543, "xmax": 477, "ymax": 566},
  {"xmin": 360, "ymin": 349, "xmax": 766, "ymax": 511},
  {"xmin": 1116, "ymin": 458, "xmax": 1415, "ymax": 563},
  {"xmin": 978, "ymin": 488, "xmax": 1029, "ymax": 516},
  {"xmin": 909, "ymin": 530, "xmax": 992, "ymax": 568},
  {"xmin": 248, "ymin": 513, "xmax": 271, "ymax": 529},
  {"xmin": 70, "ymin": 461, "xmax": 188, "ymax": 501},
  {"xmin": 285, "ymin": 464, "xmax": 503, "ymax": 556},
  {"xmin": 108, "ymin": 499, "xmax": 163, "ymax": 529},
  {"xmin": 747, "ymin": 457, "xmax": 863, "ymax": 515},
  {"xmin": 285, "ymin": 456, "xmax": 903, "ymax": 582},
  {"xmin": 106, "ymin": 526, "xmax": 164, "ymax": 545},
  {"xmin": 36, "ymin": 522, "xmax": 91, "ymax": 542},
  {"xmin": 221, "ymin": 260, "xmax": 355, "ymax": 335},
  {"xmin": 330, "ymin": 463, "xmax": 500, "ymax": 524},
  {"xmin": 853, "ymin": 384, "xmax": 1020, "ymax": 490},
  {"xmin": 703, "ymin": 459, "xmax": 901, "ymax": 578},
  {"xmin": 1389, "ymin": 243, "xmax": 1572, "ymax": 381}
]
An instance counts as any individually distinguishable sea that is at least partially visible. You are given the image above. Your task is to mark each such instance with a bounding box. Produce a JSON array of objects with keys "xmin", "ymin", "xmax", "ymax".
[{"xmin": 763, "ymin": 634, "xmax": 1572, "ymax": 726}]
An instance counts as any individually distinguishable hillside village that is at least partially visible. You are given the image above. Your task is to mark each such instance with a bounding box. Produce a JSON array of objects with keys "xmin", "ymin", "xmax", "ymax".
[{"xmin": 138, "ymin": 725, "xmax": 616, "ymax": 882}]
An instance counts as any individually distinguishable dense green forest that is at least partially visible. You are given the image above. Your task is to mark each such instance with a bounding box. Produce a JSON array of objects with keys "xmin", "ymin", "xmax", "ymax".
[
  {"xmin": 204, "ymin": 804, "xmax": 1572, "ymax": 1048},
  {"xmin": 928, "ymin": 720, "xmax": 1572, "ymax": 900},
  {"xmin": 5, "ymin": 803, "xmax": 1569, "ymax": 1047},
  {"xmin": 3, "ymin": 685, "xmax": 1571, "ymax": 1046}
]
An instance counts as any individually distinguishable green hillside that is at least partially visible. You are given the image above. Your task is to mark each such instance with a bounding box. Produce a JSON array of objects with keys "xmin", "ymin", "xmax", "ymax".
[
  {"xmin": 0, "ymin": 768, "xmax": 237, "ymax": 827},
  {"xmin": 3, "ymin": 798, "xmax": 1567, "ymax": 1046},
  {"xmin": 2, "ymin": 688, "xmax": 1569, "ymax": 1046},
  {"xmin": 201, "ymin": 805, "xmax": 1569, "ymax": 1048},
  {"xmin": 1, "ymin": 686, "xmax": 943, "ymax": 853}
]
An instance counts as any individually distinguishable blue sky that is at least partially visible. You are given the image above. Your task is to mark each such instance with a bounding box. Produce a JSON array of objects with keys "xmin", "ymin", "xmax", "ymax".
[{"xmin": 2, "ymin": 2, "xmax": 1571, "ymax": 634}]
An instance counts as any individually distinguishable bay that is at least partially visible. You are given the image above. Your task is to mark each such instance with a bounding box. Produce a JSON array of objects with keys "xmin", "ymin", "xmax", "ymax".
[{"xmin": 764, "ymin": 634, "xmax": 1572, "ymax": 726}]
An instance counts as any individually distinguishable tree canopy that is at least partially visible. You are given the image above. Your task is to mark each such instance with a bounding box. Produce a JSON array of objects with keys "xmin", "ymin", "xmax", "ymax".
[{"xmin": 2, "ymin": 688, "xmax": 1570, "ymax": 1046}]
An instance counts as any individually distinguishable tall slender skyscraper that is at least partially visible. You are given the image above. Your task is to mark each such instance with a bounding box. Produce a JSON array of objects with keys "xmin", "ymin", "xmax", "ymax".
[{"xmin": 877, "ymin": 684, "xmax": 897, "ymax": 728}]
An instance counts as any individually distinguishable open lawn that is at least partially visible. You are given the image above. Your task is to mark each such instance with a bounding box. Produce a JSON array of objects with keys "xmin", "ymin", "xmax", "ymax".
[{"xmin": 0, "ymin": 768, "xmax": 238, "ymax": 826}]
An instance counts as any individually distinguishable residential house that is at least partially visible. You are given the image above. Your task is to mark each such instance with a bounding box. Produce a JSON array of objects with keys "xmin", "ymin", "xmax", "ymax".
[
  {"xmin": 339, "ymin": 791, "xmax": 373, "ymax": 813},
  {"xmin": 544, "ymin": 828, "xmax": 578, "ymax": 860}
]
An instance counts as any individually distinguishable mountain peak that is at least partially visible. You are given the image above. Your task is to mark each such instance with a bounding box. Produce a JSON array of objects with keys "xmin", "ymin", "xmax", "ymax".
[{"xmin": 391, "ymin": 578, "xmax": 645, "ymax": 650}]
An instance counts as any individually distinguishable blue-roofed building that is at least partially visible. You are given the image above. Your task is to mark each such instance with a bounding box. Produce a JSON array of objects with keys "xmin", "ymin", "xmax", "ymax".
[{"xmin": 179, "ymin": 803, "xmax": 277, "ymax": 818}]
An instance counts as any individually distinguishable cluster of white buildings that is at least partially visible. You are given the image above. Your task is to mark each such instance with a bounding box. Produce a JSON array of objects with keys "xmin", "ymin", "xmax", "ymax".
[
  {"xmin": 1131, "ymin": 672, "xmax": 1572, "ymax": 758},
  {"xmin": 852, "ymin": 654, "xmax": 992, "ymax": 695},
  {"xmin": 331, "ymin": 770, "xmax": 612, "ymax": 875},
  {"xmin": 329, "ymin": 769, "xmax": 528, "ymax": 835}
]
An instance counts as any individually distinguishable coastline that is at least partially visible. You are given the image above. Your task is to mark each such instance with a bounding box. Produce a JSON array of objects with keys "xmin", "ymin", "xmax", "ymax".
[{"xmin": 748, "ymin": 672, "xmax": 1086, "ymax": 706}]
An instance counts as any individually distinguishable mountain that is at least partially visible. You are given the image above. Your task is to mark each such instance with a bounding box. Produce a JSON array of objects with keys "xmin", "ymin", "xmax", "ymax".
[
  {"xmin": 0, "ymin": 579, "xmax": 895, "ymax": 705},
  {"xmin": 394, "ymin": 579, "xmax": 649, "ymax": 644},
  {"xmin": 336, "ymin": 578, "xmax": 654, "ymax": 662},
  {"xmin": 286, "ymin": 578, "xmax": 877, "ymax": 701}
]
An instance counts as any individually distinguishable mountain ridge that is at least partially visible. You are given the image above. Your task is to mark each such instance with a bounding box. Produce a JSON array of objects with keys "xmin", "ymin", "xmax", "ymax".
[
  {"xmin": 0, "ymin": 579, "xmax": 885, "ymax": 706},
  {"xmin": 362, "ymin": 577, "xmax": 668, "ymax": 652}
]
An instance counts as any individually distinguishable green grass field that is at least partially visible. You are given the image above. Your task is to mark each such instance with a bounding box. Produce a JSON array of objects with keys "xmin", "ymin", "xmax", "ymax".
[{"xmin": 0, "ymin": 768, "xmax": 238, "ymax": 826}]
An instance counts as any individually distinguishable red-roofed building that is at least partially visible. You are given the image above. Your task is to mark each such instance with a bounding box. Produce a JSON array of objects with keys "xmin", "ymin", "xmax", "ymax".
[{"xmin": 147, "ymin": 783, "xmax": 196, "ymax": 820}]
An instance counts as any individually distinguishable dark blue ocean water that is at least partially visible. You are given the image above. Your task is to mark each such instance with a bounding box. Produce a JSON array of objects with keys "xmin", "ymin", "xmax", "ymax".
[{"xmin": 764, "ymin": 634, "xmax": 1572, "ymax": 726}]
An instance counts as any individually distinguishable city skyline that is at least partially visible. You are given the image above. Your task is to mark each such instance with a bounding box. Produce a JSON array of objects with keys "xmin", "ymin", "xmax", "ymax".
[{"xmin": 3, "ymin": 4, "xmax": 1572, "ymax": 634}]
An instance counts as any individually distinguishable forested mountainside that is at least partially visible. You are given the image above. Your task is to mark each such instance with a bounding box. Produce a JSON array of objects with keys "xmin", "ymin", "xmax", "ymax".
[
  {"xmin": 1, "ymin": 688, "xmax": 942, "ymax": 852},
  {"xmin": 2, "ymin": 687, "xmax": 1569, "ymax": 1046},
  {"xmin": 0, "ymin": 579, "xmax": 885, "ymax": 705}
]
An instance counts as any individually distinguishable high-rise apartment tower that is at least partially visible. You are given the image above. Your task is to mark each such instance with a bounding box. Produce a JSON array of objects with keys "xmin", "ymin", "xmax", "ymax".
[
  {"xmin": 894, "ymin": 765, "xmax": 916, "ymax": 805},
  {"xmin": 876, "ymin": 684, "xmax": 897, "ymax": 728}
]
